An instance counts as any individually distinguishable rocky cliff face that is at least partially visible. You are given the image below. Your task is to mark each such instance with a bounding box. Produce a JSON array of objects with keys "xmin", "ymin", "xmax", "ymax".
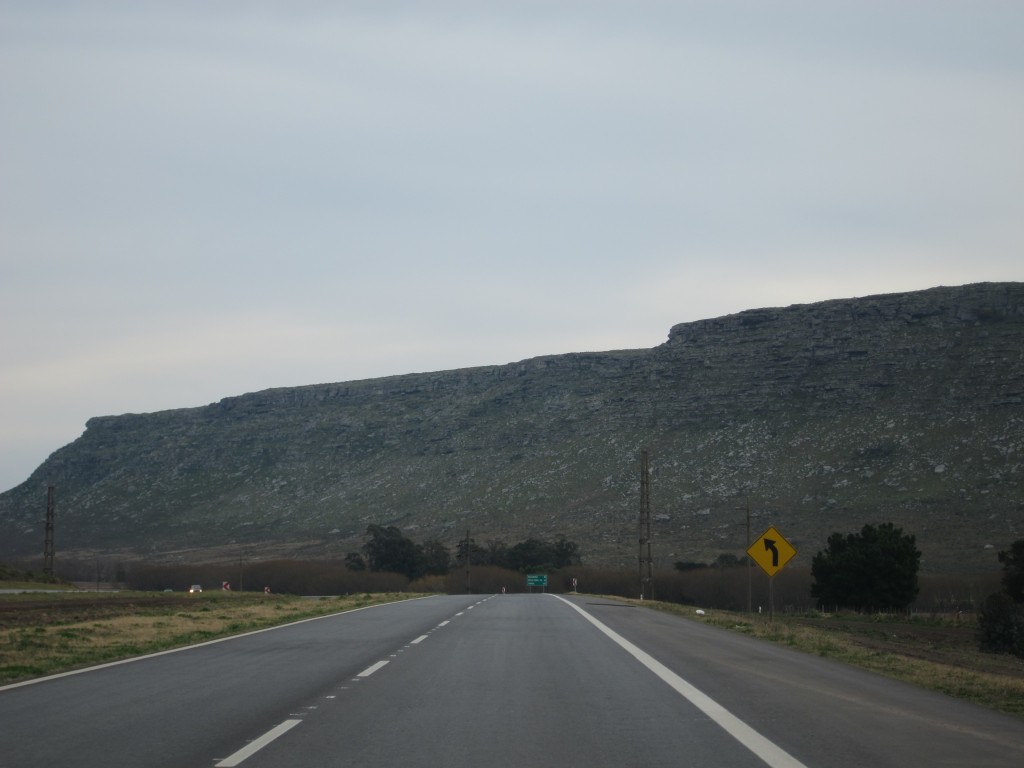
[{"xmin": 1, "ymin": 283, "xmax": 1021, "ymax": 571}]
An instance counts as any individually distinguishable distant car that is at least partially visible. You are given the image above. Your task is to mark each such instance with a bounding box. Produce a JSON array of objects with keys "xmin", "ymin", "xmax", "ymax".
[{"xmin": 189, "ymin": 584, "xmax": 202, "ymax": 593}]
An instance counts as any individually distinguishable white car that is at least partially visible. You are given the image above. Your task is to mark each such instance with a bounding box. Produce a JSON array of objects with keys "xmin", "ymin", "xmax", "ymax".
[{"xmin": 188, "ymin": 584, "xmax": 202, "ymax": 593}]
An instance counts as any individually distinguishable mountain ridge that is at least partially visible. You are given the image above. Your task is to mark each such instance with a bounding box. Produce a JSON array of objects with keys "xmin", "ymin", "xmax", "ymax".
[{"xmin": 2, "ymin": 282, "xmax": 1021, "ymax": 572}]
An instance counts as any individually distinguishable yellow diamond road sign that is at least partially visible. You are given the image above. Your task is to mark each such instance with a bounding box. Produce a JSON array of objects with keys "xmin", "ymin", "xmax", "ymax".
[{"xmin": 747, "ymin": 526, "xmax": 797, "ymax": 577}]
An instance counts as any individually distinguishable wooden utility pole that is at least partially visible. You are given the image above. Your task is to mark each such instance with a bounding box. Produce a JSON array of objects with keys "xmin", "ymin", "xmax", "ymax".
[
  {"xmin": 43, "ymin": 486, "xmax": 56, "ymax": 577},
  {"xmin": 464, "ymin": 529, "xmax": 472, "ymax": 594},
  {"xmin": 638, "ymin": 449, "xmax": 653, "ymax": 600},
  {"xmin": 745, "ymin": 500, "xmax": 752, "ymax": 614}
]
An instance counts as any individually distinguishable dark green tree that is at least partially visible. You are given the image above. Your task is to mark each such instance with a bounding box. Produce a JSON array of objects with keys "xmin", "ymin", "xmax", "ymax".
[
  {"xmin": 508, "ymin": 538, "xmax": 553, "ymax": 573},
  {"xmin": 484, "ymin": 539, "xmax": 512, "ymax": 569},
  {"xmin": 362, "ymin": 525, "xmax": 421, "ymax": 579},
  {"xmin": 552, "ymin": 536, "xmax": 581, "ymax": 568},
  {"xmin": 811, "ymin": 523, "xmax": 921, "ymax": 611},
  {"xmin": 505, "ymin": 536, "xmax": 582, "ymax": 572},
  {"xmin": 674, "ymin": 561, "xmax": 708, "ymax": 572},
  {"xmin": 455, "ymin": 536, "xmax": 488, "ymax": 566},
  {"xmin": 714, "ymin": 553, "xmax": 744, "ymax": 568},
  {"xmin": 418, "ymin": 539, "xmax": 452, "ymax": 576},
  {"xmin": 977, "ymin": 539, "xmax": 1024, "ymax": 657},
  {"xmin": 977, "ymin": 592, "xmax": 1024, "ymax": 656},
  {"xmin": 998, "ymin": 539, "xmax": 1024, "ymax": 603}
]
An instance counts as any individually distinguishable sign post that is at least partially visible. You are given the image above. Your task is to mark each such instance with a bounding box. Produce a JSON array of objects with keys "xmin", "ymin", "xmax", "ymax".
[
  {"xmin": 746, "ymin": 526, "xmax": 797, "ymax": 621},
  {"xmin": 526, "ymin": 574, "xmax": 548, "ymax": 593}
]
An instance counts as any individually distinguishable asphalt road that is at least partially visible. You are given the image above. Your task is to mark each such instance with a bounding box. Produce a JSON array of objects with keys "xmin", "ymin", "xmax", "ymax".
[{"xmin": 2, "ymin": 593, "xmax": 1023, "ymax": 767}]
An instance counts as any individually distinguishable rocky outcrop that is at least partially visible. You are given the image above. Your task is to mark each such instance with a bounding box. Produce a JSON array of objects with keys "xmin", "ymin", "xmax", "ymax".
[{"xmin": 1, "ymin": 283, "xmax": 1021, "ymax": 571}]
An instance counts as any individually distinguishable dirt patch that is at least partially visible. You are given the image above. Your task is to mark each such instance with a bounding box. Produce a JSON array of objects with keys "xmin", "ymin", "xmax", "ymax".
[{"xmin": 0, "ymin": 595, "xmax": 200, "ymax": 629}]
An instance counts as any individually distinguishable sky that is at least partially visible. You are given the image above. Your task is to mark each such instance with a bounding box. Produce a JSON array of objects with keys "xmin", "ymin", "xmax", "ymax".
[{"xmin": 2, "ymin": 1, "xmax": 1023, "ymax": 493}]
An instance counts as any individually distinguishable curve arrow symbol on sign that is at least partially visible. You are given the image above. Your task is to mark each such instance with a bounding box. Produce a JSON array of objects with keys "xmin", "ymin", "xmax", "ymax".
[
  {"xmin": 748, "ymin": 526, "xmax": 796, "ymax": 577},
  {"xmin": 764, "ymin": 538, "xmax": 779, "ymax": 568}
]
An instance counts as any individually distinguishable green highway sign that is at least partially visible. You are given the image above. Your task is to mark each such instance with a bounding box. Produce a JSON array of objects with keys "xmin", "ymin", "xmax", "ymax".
[{"xmin": 526, "ymin": 574, "xmax": 548, "ymax": 587}]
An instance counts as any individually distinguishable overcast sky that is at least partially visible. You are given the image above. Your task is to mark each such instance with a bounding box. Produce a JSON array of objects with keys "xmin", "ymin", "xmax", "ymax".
[{"xmin": 2, "ymin": 1, "xmax": 1022, "ymax": 493}]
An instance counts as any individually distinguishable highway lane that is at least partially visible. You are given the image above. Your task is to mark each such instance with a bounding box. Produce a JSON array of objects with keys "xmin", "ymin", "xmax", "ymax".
[
  {"xmin": 2, "ymin": 593, "xmax": 1023, "ymax": 766},
  {"xmin": 223, "ymin": 594, "xmax": 1024, "ymax": 767},
  {"xmin": 227, "ymin": 593, "xmax": 778, "ymax": 767},
  {"xmin": 0, "ymin": 595, "xmax": 477, "ymax": 767},
  {"xmin": 566, "ymin": 595, "xmax": 1024, "ymax": 767}
]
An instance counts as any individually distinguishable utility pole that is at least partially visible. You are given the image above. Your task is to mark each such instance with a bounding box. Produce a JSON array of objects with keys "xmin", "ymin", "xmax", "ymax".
[
  {"xmin": 638, "ymin": 449, "xmax": 653, "ymax": 600},
  {"xmin": 464, "ymin": 529, "xmax": 472, "ymax": 594},
  {"xmin": 745, "ymin": 499, "xmax": 752, "ymax": 615},
  {"xmin": 44, "ymin": 486, "xmax": 56, "ymax": 577}
]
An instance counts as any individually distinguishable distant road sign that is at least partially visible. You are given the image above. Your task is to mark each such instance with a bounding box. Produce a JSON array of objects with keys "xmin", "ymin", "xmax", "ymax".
[
  {"xmin": 526, "ymin": 574, "xmax": 548, "ymax": 587},
  {"xmin": 747, "ymin": 526, "xmax": 797, "ymax": 577}
]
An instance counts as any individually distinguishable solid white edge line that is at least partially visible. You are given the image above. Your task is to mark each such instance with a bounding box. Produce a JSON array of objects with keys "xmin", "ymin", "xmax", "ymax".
[
  {"xmin": 215, "ymin": 718, "xmax": 302, "ymax": 767},
  {"xmin": 0, "ymin": 596, "xmax": 435, "ymax": 692},
  {"xmin": 358, "ymin": 660, "xmax": 389, "ymax": 677},
  {"xmin": 549, "ymin": 594, "xmax": 808, "ymax": 768}
]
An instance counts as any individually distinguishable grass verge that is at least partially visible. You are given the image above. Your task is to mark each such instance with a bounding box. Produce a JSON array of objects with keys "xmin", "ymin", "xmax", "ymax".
[
  {"xmin": 635, "ymin": 599, "xmax": 1024, "ymax": 718},
  {"xmin": 0, "ymin": 591, "xmax": 413, "ymax": 685}
]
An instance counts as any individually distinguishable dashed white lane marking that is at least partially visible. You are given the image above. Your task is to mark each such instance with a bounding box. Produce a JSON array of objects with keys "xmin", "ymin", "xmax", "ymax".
[
  {"xmin": 215, "ymin": 719, "xmax": 302, "ymax": 767},
  {"xmin": 217, "ymin": 599, "xmax": 483, "ymax": 765},
  {"xmin": 0, "ymin": 596, "xmax": 433, "ymax": 692},
  {"xmin": 550, "ymin": 595, "xmax": 808, "ymax": 768},
  {"xmin": 358, "ymin": 660, "xmax": 390, "ymax": 677}
]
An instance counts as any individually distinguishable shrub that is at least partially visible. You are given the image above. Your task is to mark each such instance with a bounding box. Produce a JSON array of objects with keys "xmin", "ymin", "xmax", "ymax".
[{"xmin": 976, "ymin": 593, "xmax": 1024, "ymax": 657}]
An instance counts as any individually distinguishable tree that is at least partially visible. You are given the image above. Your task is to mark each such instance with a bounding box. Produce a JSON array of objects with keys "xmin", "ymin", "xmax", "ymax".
[
  {"xmin": 998, "ymin": 539, "xmax": 1024, "ymax": 603},
  {"xmin": 505, "ymin": 536, "xmax": 582, "ymax": 572},
  {"xmin": 552, "ymin": 536, "xmax": 581, "ymax": 568},
  {"xmin": 484, "ymin": 539, "xmax": 512, "ymax": 569},
  {"xmin": 674, "ymin": 561, "xmax": 708, "ymax": 572},
  {"xmin": 418, "ymin": 539, "xmax": 452, "ymax": 576},
  {"xmin": 362, "ymin": 525, "xmax": 421, "ymax": 579},
  {"xmin": 343, "ymin": 552, "xmax": 366, "ymax": 571},
  {"xmin": 455, "ymin": 536, "xmax": 489, "ymax": 566},
  {"xmin": 976, "ymin": 592, "xmax": 1024, "ymax": 656},
  {"xmin": 811, "ymin": 523, "xmax": 921, "ymax": 611},
  {"xmin": 674, "ymin": 553, "xmax": 743, "ymax": 572},
  {"xmin": 977, "ymin": 539, "xmax": 1024, "ymax": 657},
  {"xmin": 508, "ymin": 538, "xmax": 553, "ymax": 573},
  {"xmin": 714, "ymin": 553, "xmax": 744, "ymax": 568}
]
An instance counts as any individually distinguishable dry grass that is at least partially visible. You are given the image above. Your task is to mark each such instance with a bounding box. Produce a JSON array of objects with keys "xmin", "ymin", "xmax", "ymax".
[{"xmin": 0, "ymin": 591, "xmax": 413, "ymax": 684}]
